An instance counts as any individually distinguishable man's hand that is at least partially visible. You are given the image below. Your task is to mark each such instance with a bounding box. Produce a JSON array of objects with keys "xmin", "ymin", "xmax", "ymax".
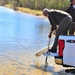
[
  {"xmin": 48, "ymin": 31, "xmax": 53, "ymax": 38},
  {"xmin": 53, "ymin": 30, "xmax": 57, "ymax": 35},
  {"xmin": 48, "ymin": 30, "xmax": 57, "ymax": 38}
]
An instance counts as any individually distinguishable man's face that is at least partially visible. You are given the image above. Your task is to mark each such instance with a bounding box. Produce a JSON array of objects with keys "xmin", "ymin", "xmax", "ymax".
[{"xmin": 43, "ymin": 12, "xmax": 48, "ymax": 17}]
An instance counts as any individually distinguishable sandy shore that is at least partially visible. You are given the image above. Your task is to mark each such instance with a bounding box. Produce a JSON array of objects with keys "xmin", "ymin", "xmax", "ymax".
[
  {"xmin": 0, "ymin": 49, "xmax": 68, "ymax": 75},
  {"xmin": 4, "ymin": 5, "xmax": 43, "ymax": 16}
]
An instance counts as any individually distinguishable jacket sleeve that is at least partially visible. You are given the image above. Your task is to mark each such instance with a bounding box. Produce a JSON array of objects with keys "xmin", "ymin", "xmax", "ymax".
[
  {"xmin": 66, "ymin": 7, "xmax": 70, "ymax": 13},
  {"xmin": 48, "ymin": 13, "xmax": 57, "ymax": 31},
  {"xmin": 66, "ymin": 5, "xmax": 72, "ymax": 13}
]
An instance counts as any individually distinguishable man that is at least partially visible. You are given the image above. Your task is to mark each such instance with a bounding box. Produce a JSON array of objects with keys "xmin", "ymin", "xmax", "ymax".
[
  {"xmin": 43, "ymin": 8, "xmax": 72, "ymax": 53},
  {"xmin": 67, "ymin": 0, "xmax": 75, "ymax": 35}
]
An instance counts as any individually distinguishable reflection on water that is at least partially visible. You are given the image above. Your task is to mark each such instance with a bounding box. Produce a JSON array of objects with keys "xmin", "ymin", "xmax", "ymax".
[{"xmin": 0, "ymin": 6, "xmax": 50, "ymax": 53}]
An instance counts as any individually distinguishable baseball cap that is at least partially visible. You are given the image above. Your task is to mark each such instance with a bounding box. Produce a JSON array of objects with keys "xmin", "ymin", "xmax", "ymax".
[{"xmin": 43, "ymin": 8, "xmax": 49, "ymax": 13}]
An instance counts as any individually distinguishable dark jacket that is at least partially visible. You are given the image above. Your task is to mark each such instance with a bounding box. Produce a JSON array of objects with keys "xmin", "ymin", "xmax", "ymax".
[
  {"xmin": 67, "ymin": 5, "xmax": 75, "ymax": 22},
  {"xmin": 48, "ymin": 9, "xmax": 71, "ymax": 31}
]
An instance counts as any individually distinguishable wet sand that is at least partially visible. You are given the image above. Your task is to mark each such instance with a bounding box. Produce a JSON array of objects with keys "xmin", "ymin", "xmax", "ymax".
[
  {"xmin": 0, "ymin": 36, "xmax": 68, "ymax": 75},
  {"xmin": 0, "ymin": 49, "xmax": 67, "ymax": 75}
]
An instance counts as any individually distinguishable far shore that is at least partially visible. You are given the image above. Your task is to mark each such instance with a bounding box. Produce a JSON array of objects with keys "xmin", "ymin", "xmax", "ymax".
[{"xmin": 4, "ymin": 4, "xmax": 43, "ymax": 16}]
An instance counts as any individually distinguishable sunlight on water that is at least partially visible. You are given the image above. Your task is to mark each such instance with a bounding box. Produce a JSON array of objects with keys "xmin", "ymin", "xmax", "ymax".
[{"xmin": 0, "ymin": 6, "xmax": 51, "ymax": 52}]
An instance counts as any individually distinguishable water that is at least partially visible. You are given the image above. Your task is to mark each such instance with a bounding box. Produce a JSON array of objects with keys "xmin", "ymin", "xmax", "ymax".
[{"xmin": 0, "ymin": 6, "xmax": 50, "ymax": 54}]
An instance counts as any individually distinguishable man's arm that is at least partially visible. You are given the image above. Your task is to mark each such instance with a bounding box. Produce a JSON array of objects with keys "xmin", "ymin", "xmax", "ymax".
[
  {"xmin": 48, "ymin": 13, "xmax": 57, "ymax": 31},
  {"xmin": 48, "ymin": 29, "xmax": 57, "ymax": 38}
]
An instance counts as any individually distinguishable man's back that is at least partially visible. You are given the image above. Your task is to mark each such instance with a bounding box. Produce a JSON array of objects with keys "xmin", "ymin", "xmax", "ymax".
[{"xmin": 48, "ymin": 9, "xmax": 71, "ymax": 25}]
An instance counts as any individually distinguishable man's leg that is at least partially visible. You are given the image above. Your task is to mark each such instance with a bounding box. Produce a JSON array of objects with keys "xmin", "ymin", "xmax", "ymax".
[
  {"xmin": 50, "ymin": 16, "xmax": 72, "ymax": 53},
  {"xmin": 69, "ymin": 22, "xmax": 75, "ymax": 35}
]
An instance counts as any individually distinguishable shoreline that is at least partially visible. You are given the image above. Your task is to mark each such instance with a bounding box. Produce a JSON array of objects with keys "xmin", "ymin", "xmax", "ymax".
[{"xmin": 4, "ymin": 4, "xmax": 43, "ymax": 16}]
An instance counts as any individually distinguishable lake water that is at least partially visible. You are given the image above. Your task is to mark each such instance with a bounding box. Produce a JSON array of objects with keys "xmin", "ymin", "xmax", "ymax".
[{"xmin": 0, "ymin": 6, "xmax": 51, "ymax": 53}]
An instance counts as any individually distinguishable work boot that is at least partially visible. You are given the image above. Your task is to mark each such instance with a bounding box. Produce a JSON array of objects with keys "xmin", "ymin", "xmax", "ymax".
[
  {"xmin": 43, "ymin": 49, "xmax": 58, "ymax": 56},
  {"xmin": 49, "ymin": 47, "xmax": 57, "ymax": 53}
]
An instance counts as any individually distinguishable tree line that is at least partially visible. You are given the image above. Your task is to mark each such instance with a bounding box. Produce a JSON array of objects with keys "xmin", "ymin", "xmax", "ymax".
[{"xmin": 0, "ymin": 0, "xmax": 70, "ymax": 11}]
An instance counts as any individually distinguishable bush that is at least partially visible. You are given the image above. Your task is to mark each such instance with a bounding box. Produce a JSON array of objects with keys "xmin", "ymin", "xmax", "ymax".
[{"xmin": 3, "ymin": 0, "xmax": 70, "ymax": 11}]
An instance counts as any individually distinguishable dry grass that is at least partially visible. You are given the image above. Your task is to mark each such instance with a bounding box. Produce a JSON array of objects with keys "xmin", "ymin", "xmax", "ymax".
[{"xmin": 4, "ymin": 4, "xmax": 43, "ymax": 16}]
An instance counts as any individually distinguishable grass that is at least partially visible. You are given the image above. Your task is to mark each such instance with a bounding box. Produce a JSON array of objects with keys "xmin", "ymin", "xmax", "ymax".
[{"xmin": 4, "ymin": 4, "xmax": 43, "ymax": 16}]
